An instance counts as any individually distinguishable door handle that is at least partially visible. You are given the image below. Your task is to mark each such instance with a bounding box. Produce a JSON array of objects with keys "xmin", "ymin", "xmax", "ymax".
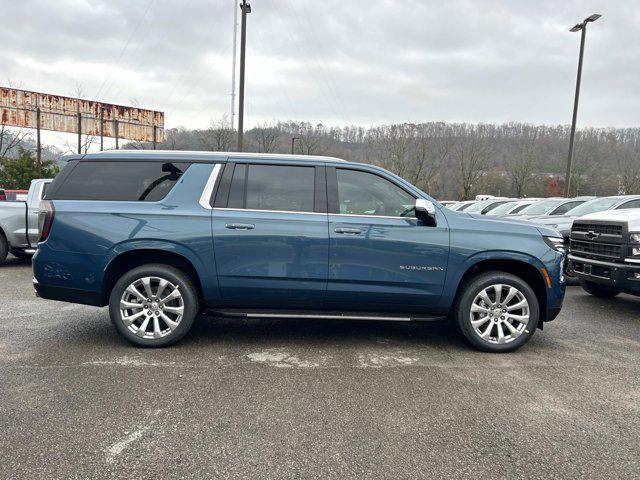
[
  {"xmin": 225, "ymin": 223, "xmax": 255, "ymax": 230},
  {"xmin": 334, "ymin": 227, "xmax": 362, "ymax": 235}
]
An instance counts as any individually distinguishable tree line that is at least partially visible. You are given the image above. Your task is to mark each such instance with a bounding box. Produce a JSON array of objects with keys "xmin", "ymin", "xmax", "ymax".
[
  {"xmin": 126, "ymin": 119, "xmax": 640, "ymax": 200},
  {"xmin": 2, "ymin": 118, "xmax": 639, "ymax": 199}
]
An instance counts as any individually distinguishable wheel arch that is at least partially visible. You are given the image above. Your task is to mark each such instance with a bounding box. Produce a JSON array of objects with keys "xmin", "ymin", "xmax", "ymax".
[
  {"xmin": 101, "ymin": 249, "xmax": 205, "ymax": 306},
  {"xmin": 450, "ymin": 257, "xmax": 549, "ymax": 324}
]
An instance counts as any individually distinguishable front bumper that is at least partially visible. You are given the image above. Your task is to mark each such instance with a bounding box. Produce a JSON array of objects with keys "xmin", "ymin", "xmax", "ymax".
[{"xmin": 567, "ymin": 254, "xmax": 640, "ymax": 294}]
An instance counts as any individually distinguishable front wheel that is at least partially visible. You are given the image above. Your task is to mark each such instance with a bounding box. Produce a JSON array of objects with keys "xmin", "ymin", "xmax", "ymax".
[
  {"xmin": 579, "ymin": 280, "xmax": 620, "ymax": 298},
  {"xmin": 109, "ymin": 264, "xmax": 199, "ymax": 347},
  {"xmin": 454, "ymin": 271, "xmax": 539, "ymax": 353}
]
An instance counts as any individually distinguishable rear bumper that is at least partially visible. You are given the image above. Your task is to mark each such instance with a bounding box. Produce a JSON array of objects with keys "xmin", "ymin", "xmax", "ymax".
[
  {"xmin": 33, "ymin": 278, "xmax": 103, "ymax": 306},
  {"xmin": 567, "ymin": 254, "xmax": 640, "ymax": 294}
]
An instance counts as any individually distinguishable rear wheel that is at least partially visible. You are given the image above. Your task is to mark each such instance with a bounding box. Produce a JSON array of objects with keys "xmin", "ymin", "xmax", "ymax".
[
  {"xmin": 109, "ymin": 264, "xmax": 199, "ymax": 347},
  {"xmin": 0, "ymin": 233, "xmax": 8, "ymax": 265},
  {"xmin": 454, "ymin": 271, "xmax": 539, "ymax": 353},
  {"xmin": 579, "ymin": 280, "xmax": 620, "ymax": 298}
]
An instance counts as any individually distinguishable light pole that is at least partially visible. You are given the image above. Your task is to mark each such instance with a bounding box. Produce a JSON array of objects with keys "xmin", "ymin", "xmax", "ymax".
[
  {"xmin": 237, "ymin": 0, "xmax": 251, "ymax": 152},
  {"xmin": 291, "ymin": 136, "xmax": 300, "ymax": 154},
  {"xmin": 564, "ymin": 13, "xmax": 601, "ymax": 197}
]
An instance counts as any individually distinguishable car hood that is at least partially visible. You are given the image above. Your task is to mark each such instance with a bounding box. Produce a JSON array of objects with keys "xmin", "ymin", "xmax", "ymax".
[
  {"xmin": 527, "ymin": 215, "xmax": 576, "ymax": 236},
  {"xmin": 465, "ymin": 213, "xmax": 559, "ymax": 237},
  {"xmin": 579, "ymin": 209, "xmax": 640, "ymax": 230}
]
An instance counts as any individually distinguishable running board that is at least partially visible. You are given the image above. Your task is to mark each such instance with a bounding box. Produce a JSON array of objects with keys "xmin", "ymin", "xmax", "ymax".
[{"xmin": 206, "ymin": 309, "xmax": 446, "ymax": 322}]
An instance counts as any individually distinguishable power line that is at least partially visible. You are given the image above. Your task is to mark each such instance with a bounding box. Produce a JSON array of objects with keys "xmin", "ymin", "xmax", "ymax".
[{"xmin": 95, "ymin": 0, "xmax": 156, "ymax": 101}]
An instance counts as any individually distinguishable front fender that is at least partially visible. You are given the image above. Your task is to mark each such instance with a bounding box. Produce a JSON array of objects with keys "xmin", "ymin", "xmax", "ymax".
[{"xmin": 438, "ymin": 250, "xmax": 548, "ymax": 311}]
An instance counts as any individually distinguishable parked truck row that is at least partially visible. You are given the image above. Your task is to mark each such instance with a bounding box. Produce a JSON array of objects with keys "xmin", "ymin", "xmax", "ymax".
[{"xmin": 0, "ymin": 179, "xmax": 51, "ymax": 264}]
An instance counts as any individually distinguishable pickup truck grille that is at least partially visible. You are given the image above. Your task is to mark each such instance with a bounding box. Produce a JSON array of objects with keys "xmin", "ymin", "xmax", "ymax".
[
  {"xmin": 570, "ymin": 220, "xmax": 628, "ymax": 262},
  {"xmin": 569, "ymin": 239, "xmax": 622, "ymax": 259},
  {"xmin": 572, "ymin": 223, "xmax": 623, "ymax": 237}
]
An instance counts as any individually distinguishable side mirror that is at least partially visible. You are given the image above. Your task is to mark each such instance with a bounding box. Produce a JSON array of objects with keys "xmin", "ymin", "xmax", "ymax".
[{"xmin": 415, "ymin": 199, "xmax": 437, "ymax": 225}]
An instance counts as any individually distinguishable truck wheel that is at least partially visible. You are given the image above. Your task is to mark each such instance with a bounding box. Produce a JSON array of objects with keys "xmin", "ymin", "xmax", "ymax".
[
  {"xmin": 579, "ymin": 280, "xmax": 620, "ymax": 298},
  {"xmin": 109, "ymin": 264, "xmax": 199, "ymax": 347},
  {"xmin": 0, "ymin": 232, "xmax": 8, "ymax": 265},
  {"xmin": 454, "ymin": 271, "xmax": 539, "ymax": 353}
]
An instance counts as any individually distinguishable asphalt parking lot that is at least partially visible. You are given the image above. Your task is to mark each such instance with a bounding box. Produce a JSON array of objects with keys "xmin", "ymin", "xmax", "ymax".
[{"xmin": 1, "ymin": 255, "xmax": 639, "ymax": 479}]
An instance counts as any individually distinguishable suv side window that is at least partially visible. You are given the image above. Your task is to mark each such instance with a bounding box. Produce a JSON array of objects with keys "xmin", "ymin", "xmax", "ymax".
[
  {"xmin": 616, "ymin": 199, "xmax": 640, "ymax": 209},
  {"xmin": 228, "ymin": 164, "xmax": 315, "ymax": 213},
  {"xmin": 336, "ymin": 169, "xmax": 415, "ymax": 217},
  {"xmin": 551, "ymin": 201, "xmax": 580, "ymax": 215},
  {"xmin": 50, "ymin": 161, "xmax": 189, "ymax": 201}
]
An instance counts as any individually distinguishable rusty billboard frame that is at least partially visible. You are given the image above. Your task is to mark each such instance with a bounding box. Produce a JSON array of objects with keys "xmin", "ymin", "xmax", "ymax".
[{"xmin": 0, "ymin": 87, "xmax": 165, "ymax": 168}]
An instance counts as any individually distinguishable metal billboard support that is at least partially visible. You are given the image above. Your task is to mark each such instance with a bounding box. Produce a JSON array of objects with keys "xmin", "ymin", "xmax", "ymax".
[
  {"xmin": 99, "ymin": 108, "xmax": 104, "ymax": 151},
  {"xmin": 77, "ymin": 112, "xmax": 82, "ymax": 154},
  {"xmin": 35, "ymin": 107, "xmax": 42, "ymax": 176}
]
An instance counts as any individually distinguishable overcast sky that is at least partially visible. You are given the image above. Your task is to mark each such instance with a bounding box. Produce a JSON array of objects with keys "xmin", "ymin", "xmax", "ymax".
[{"xmin": 1, "ymin": 0, "xmax": 639, "ymax": 144}]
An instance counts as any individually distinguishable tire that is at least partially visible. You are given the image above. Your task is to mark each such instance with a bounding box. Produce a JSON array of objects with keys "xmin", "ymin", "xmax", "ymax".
[
  {"xmin": 579, "ymin": 280, "xmax": 620, "ymax": 298},
  {"xmin": 109, "ymin": 264, "xmax": 199, "ymax": 347},
  {"xmin": 10, "ymin": 248, "xmax": 31, "ymax": 261},
  {"xmin": 0, "ymin": 232, "xmax": 8, "ymax": 266},
  {"xmin": 453, "ymin": 271, "xmax": 540, "ymax": 353}
]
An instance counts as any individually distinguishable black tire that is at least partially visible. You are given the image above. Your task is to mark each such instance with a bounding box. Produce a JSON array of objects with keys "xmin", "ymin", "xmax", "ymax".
[
  {"xmin": 0, "ymin": 232, "xmax": 8, "ymax": 266},
  {"xmin": 579, "ymin": 280, "xmax": 620, "ymax": 298},
  {"xmin": 10, "ymin": 248, "xmax": 32, "ymax": 261},
  {"xmin": 109, "ymin": 264, "xmax": 199, "ymax": 347},
  {"xmin": 453, "ymin": 271, "xmax": 540, "ymax": 353}
]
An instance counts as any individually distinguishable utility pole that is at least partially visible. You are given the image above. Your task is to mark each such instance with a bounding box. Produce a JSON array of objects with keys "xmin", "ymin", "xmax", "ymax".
[
  {"xmin": 237, "ymin": 0, "xmax": 251, "ymax": 152},
  {"xmin": 564, "ymin": 14, "xmax": 601, "ymax": 197},
  {"xmin": 291, "ymin": 136, "xmax": 300, "ymax": 154},
  {"xmin": 230, "ymin": 0, "xmax": 239, "ymax": 127}
]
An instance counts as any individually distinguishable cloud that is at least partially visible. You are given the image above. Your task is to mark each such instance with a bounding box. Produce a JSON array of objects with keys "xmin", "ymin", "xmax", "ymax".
[{"xmin": 1, "ymin": 0, "xmax": 639, "ymax": 134}]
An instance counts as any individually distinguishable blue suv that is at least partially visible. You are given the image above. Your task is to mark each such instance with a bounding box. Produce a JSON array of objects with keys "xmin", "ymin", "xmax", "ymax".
[{"xmin": 33, "ymin": 151, "xmax": 566, "ymax": 352}]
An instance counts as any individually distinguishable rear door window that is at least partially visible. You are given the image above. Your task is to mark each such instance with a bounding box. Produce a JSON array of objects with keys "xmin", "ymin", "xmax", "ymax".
[
  {"xmin": 50, "ymin": 161, "xmax": 190, "ymax": 201},
  {"xmin": 245, "ymin": 164, "xmax": 315, "ymax": 212}
]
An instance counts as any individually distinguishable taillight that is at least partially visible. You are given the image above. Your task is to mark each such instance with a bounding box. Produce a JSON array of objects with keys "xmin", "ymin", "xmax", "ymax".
[{"xmin": 38, "ymin": 200, "xmax": 55, "ymax": 242}]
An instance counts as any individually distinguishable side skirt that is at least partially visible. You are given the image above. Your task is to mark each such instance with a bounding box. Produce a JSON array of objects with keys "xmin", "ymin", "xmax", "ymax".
[{"xmin": 205, "ymin": 308, "xmax": 446, "ymax": 322}]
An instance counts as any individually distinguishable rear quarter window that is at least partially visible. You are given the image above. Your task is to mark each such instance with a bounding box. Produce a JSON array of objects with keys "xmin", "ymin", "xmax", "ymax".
[{"xmin": 48, "ymin": 161, "xmax": 190, "ymax": 201}]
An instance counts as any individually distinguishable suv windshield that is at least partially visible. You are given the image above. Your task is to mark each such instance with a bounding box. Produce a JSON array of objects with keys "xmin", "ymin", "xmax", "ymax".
[
  {"xmin": 464, "ymin": 200, "xmax": 493, "ymax": 213},
  {"xmin": 486, "ymin": 201, "xmax": 518, "ymax": 216},
  {"xmin": 518, "ymin": 199, "xmax": 564, "ymax": 215},
  {"xmin": 565, "ymin": 197, "xmax": 620, "ymax": 217}
]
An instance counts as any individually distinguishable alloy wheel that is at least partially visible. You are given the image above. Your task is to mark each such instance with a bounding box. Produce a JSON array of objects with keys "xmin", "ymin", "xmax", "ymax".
[
  {"xmin": 470, "ymin": 284, "xmax": 530, "ymax": 345},
  {"xmin": 119, "ymin": 276, "xmax": 185, "ymax": 339}
]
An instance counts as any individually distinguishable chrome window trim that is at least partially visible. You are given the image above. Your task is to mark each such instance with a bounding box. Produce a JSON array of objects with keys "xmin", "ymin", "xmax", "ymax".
[
  {"xmin": 199, "ymin": 163, "xmax": 222, "ymax": 209},
  {"xmin": 213, "ymin": 207, "xmax": 326, "ymax": 216},
  {"xmin": 330, "ymin": 213, "xmax": 418, "ymax": 220}
]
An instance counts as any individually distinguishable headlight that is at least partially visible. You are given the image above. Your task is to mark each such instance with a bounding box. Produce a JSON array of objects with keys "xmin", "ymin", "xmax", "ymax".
[
  {"xmin": 544, "ymin": 236, "xmax": 565, "ymax": 253},
  {"xmin": 632, "ymin": 247, "xmax": 640, "ymax": 257},
  {"xmin": 630, "ymin": 232, "xmax": 640, "ymax": 244}
]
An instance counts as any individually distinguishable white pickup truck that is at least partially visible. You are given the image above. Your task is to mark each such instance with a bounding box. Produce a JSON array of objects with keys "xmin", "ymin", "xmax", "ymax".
[
  {"xmin": 0, "ymin": 179, "xmax": 52, "ymax": 264},
  {"xmin": 567, "ymin": 208, "xmax": 640, "ymax": 298}
]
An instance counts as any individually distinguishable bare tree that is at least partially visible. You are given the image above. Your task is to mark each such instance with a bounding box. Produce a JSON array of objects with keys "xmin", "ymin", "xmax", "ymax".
[
  {"xmin": 199, "ymin": 115, "xmax": 235, "ymax": 152},
  {"xmin": 254, "ymin": 122, "xmax": 280, "ymax": 153},
  {"xmin": 451, "ymin": 124, "xmax": 494, "ymax": 199},
  {"xmin": 508, "ymin": 126, "xmax": 540, "ymax": 197}
]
